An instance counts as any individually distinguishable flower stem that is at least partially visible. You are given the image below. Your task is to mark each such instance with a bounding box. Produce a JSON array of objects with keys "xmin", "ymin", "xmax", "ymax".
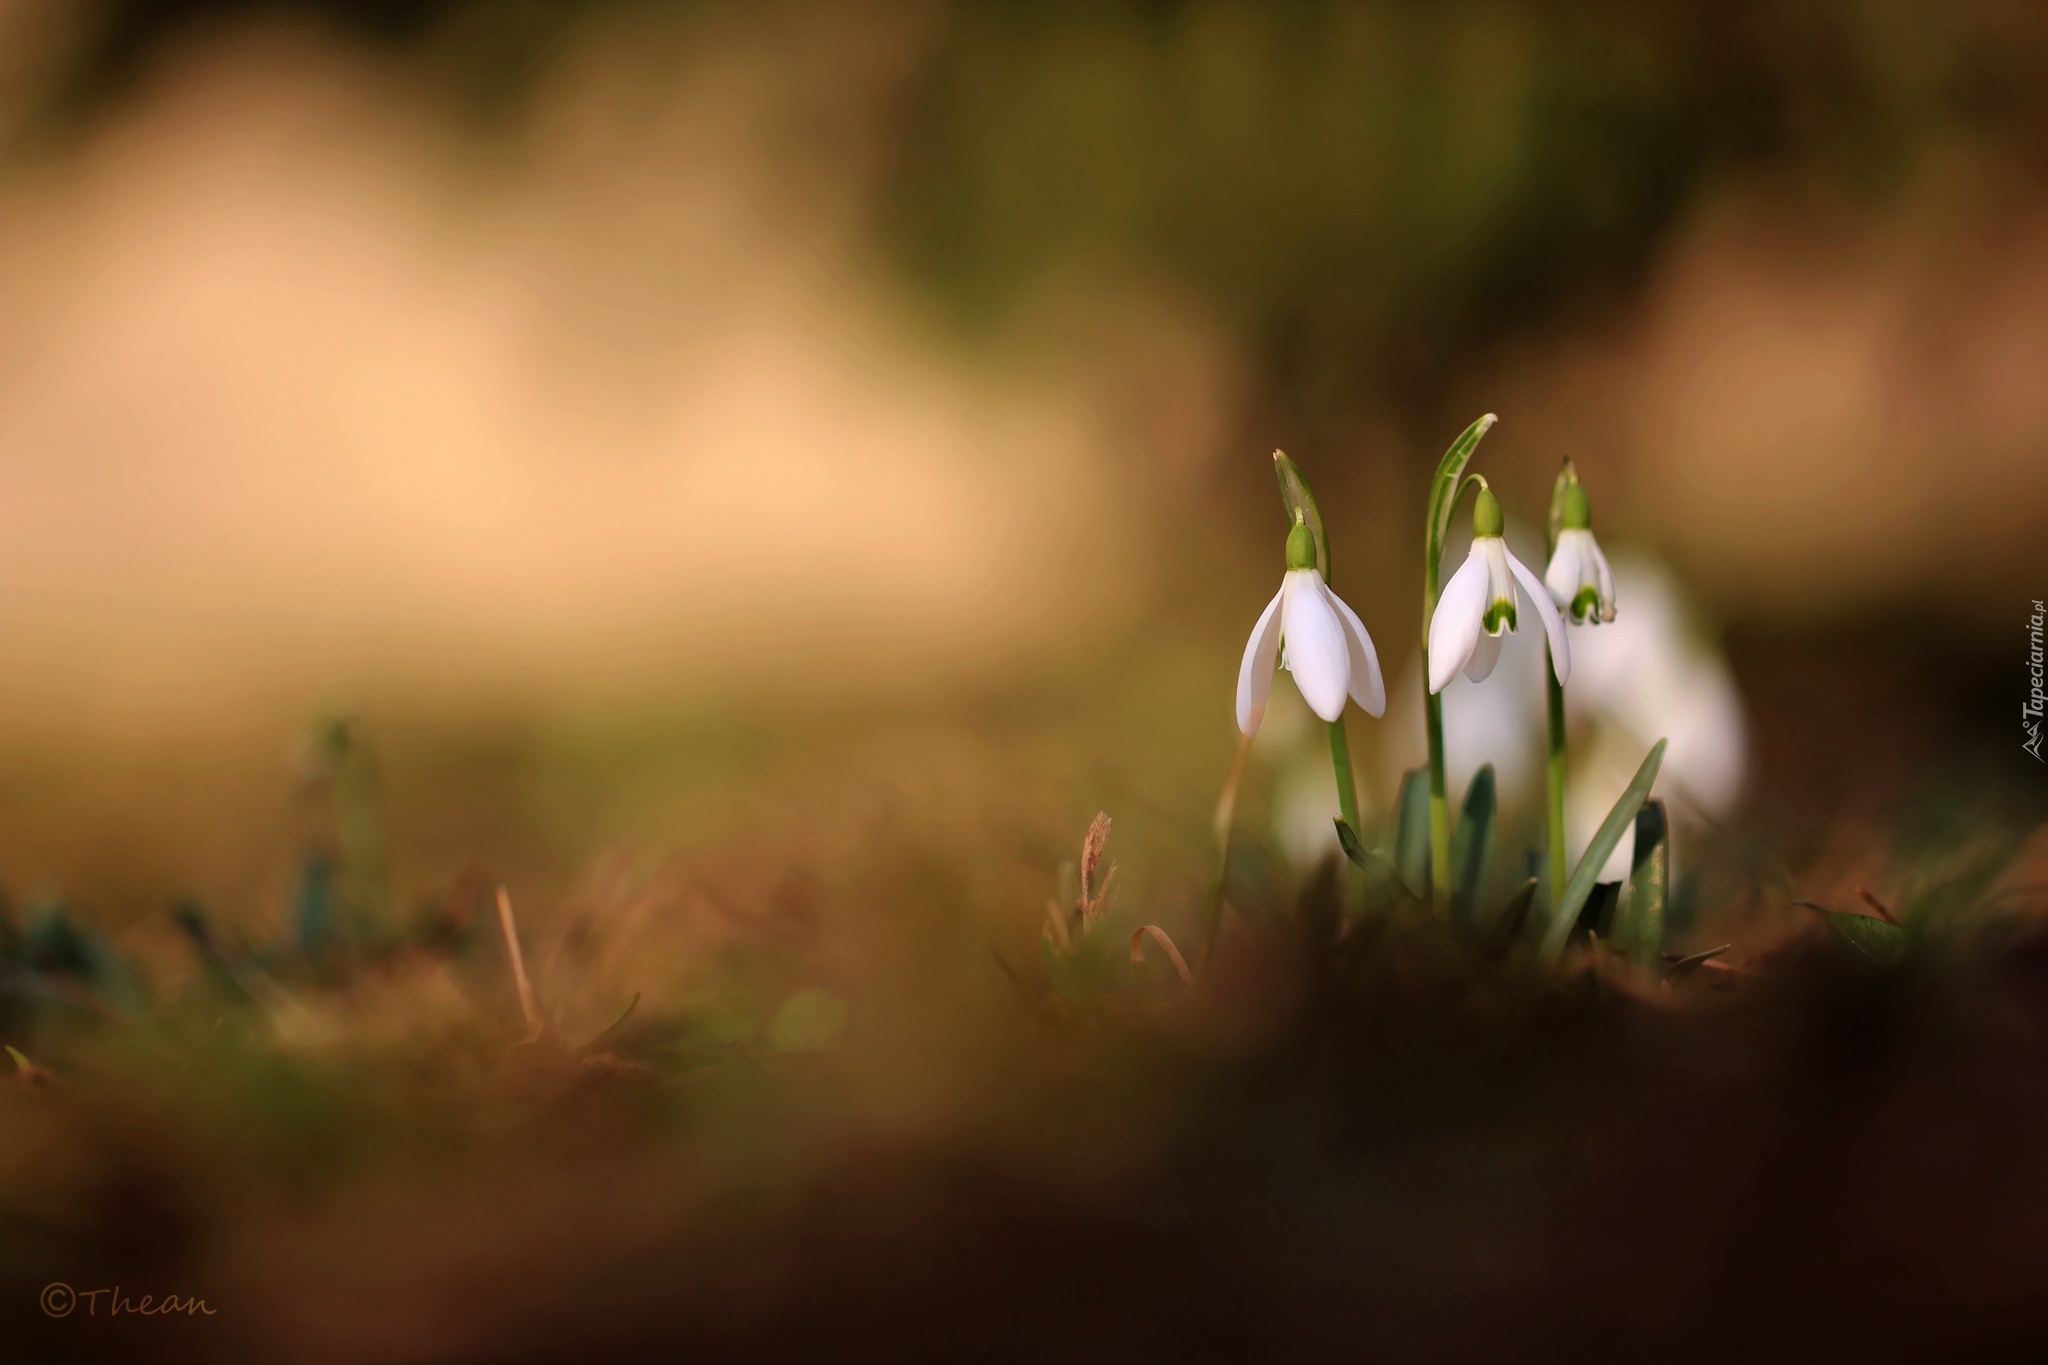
[
  {"xmin": 1198, "ymin": 730, "xmax": 1255, "ymax": 970},
  {"xmin": 1422, "ymin": 499, "xmax": 1450, "ymax": 921},
  {"xmin": 1424, "ymin": 686, "xmax": 1451, "ymax": 919},
  {"xmin": 1544, "ymin": 645, "xmax": 1568, "ymax": 913},
  {"xmin": 1419, "ymin": 415, "xmax": 1497, "ymax": 923},
  {"xmin": 1327, "ymin": 714, "xmax": 1362, "ymax": 844}
]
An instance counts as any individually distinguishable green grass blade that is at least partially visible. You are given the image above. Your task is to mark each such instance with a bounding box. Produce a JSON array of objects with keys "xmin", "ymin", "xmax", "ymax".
[
  {"xmin": 1538, "ymin": 738, "xmax": 1667, "ymax": 970},
  {"xmin": 1272, "ymin": 450, "xmax": 1330, "ymax": 579},
  {"xmin": 1449, "ymin": 764, "xmax": 1496, "ymax": 931},
  {"xmin": 1624, "ymin": 798, "xmax": 1669, "ymax": 970},
  {"xmin": 1393, "ymin": 766, "xmax": 1431, "ymax": 900}
]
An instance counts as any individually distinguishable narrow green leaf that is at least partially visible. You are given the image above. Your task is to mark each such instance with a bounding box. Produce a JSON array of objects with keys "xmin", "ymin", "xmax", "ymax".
[
  {"xmin": 1827, "ymin": 912, "xmax": 1907, "ymax": 966},
  {"xmin": 1335, "ymin": 820, "xmax": 1399, "ymax": 912},
  {"xmin": 1538, "ymin": 738, "xmax": 1668, "ymax": 970},
  {"xmin": 1579, "ymin": 881, "xmax": 1621, "ymax": 940},
  {"xmin": 1664, "ymin": 943, "xmax": 1731, "ymax": 974},
  {"xmin": 1449, "ymin": 764, "xmax": 1496, "ymax": 931},
  {"xmin": 1393, "ymin": 766, "xmax": 1431, "ymax": 900},
  {"xmin": 1546, "ymin": 458, "xmax": 1576, "ymax": 559},
  {"xmin": 1425, "ymin": 414, "xmax": 1497, "ymax": 570},
  {"xmin": 575, "ymin": 991, "xmax": 643, "ymax": 1058},
  {"xmin": 1623, "ymin": 799, "xmax": 1669, "ymax": 970},
  {"xmin": 1483, "ymin": 878, "xmax": 1539, "ymax": 959},
  {"xmin": 1272, "ymin": 450, "xmax": 1330, "ymax": 579}
]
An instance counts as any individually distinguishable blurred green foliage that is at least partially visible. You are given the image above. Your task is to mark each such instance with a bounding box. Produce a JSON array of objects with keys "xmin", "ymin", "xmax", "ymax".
[
  {"xmin": 883, "ymin": 0, "xmax": 2048, "ymax": 409},
  {"xmin": 25, "ymin": 0, "xmax": 2048, "ymax": 421}
]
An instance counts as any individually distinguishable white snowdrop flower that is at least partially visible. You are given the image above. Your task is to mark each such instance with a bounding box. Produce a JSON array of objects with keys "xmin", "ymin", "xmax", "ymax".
[
  {"xmin": 1544, "ymin": 478, "xmax": 1616, "ymax": 625},
  {"xmin": 1236, "ymin": 514, "xmax": 1386, "ymax": 735},
  {"xmin": 1427, "ymin": 486, "xmax": 1568, "ymax": 695}
]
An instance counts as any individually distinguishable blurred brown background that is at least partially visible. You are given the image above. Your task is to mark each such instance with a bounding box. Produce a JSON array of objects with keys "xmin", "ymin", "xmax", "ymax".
[{"xmin": 0, "ymin": 0, "xmax": 2039, "ymax": 917}]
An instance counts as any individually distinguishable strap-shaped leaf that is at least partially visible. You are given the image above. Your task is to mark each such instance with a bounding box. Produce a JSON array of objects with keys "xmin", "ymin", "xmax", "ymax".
[
  {"xmin": 1483, "ymin": 878, "xmax": 1539, "ymax": 959},
  {"xmin": 1827, "ymin": 912, "xmax": 1906, "ymax": 966},
  {"xmin": 1335, "ymin": 819, "xmax": 1403, "ymax": 913},
  {"xmin": 1623, "ymin": 799, "xmax": 1669, "ymax": 970},
  {"xmin": 1335, "ymin": 819, "xmax": 1401, "ymax": 908},
  {"xmin": 1425, "ymin": 414, "xmax": 1497, "ymax": 577},
  {"xmin": 1450, "ymin": 764, "xmax": 1496, "ymax": 931},
  {"xmin": 1272, "ymin": 450, "xmax": 1330, "ymax": 579},
  {"xmin": 1393, "ymin": 766, "xmax": 1431, "ymax": 899},
  {"xmin": 1334, "ymin": 818, "xmax": 1369, "ymax": 867},
  {"xmin": 1538, "ymin": 738, "xmax": 1667, "ymax": 970},
  {"xmin": 1578, "ymin": 881, "xmax": 1621, "ymax": 940}
]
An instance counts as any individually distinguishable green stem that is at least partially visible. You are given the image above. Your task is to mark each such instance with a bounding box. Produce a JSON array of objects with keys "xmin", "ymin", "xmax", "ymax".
[
  {"xmin": 1327, "ymin": 718, "xmax": 1365, "ymax": 910},
  {"xmin": 1544, "ymin": 647, "xmax": 1568, "ymax": 914},
  {"xmin": 1326, "ymin": 716, "xmax": 1362, "ymax": 841},
  {"xmin": 1424, "ymin": 687, "xmax": 1450, "ymax": 919},
  {"xmin": 1418, "ymin": 414, "xmax": 1496, "ymax": 924},
  {"xmin": 1422, "ymin": 555, "xmax": 1451, "ymax": 921}
]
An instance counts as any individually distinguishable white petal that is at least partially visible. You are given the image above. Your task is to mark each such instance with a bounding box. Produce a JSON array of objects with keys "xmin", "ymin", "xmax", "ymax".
[
  {"xmin": 1281, "ymin": 569, "xmax": 1351, "ymax": 721},
  {"xmin": 1322, "ymin": 580, "xmax": 1386, "ymax": 718},
  {"xmin": 1508, "ymin": 549, "xmax": 1570, "ymax": 685},
  {"xmin": 1543, "ymin": 535, "xmax": 1584, "ymax": 612},
  {"xmin": 1589, "ymin": 536, "xmax": 1617, "ymax": 622},
  {"xmin": 1428, "ymin": 551, "xmax": 1489, "ymax": 694},
  {"xmin": 1462, "ymin": 629, "xmax": 1504, "ymax": 682},
  {"xmin": 1234, "ymin": 585, "xmax": 1285, "ymax": 735}
]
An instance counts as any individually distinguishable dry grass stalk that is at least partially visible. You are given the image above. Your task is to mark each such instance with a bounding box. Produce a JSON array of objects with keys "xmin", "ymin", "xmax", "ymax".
[
  {"xmin": 496, "ymin": 886, "xmax": 543, "ymax": 1040},
  {"xmin": 1129, "ymin": 926, "xmax": 1194, "ymax": 987},
  {"xmin": 1079, "ymin": 812, "xmax": 1116, "ymax": 927}
]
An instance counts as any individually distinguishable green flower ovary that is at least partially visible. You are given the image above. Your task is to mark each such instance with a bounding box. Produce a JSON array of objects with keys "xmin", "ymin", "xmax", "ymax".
[
  {"xmin": 1560, "ymin": 480, "xmax": 1591, "ymax": 531},
  {"xmin": 1285, "ymin": 517, "xmax": 1318, "ymax": 571},
  {"xmin": 1472, "ymin": 486, "xmax": 1504, "ymax": 538}
]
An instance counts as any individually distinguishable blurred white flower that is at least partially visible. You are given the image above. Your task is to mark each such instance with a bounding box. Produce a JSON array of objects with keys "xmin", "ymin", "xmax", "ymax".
[
  {"xmin": 1236, "ymin": 519, "xmax": 1385, "ymax": 734},
  {"xmin": 1386, "ymin": 550, "xmax": 1745, "ymax": 858},
  {"xmin": 1546, "ymin": 529, "xmax": 1617, "ymax": 625},
  {"xmin": 1568, "ymin": 557, "xmax": 1745, "ymax": 819},
  {"xmin": 1271, "ymin": 743, "xmax": 1372, "ymax": 870},
  {"xmin": 1385, "ymin": 634, "xmax": 1547, "ymax": 806}
]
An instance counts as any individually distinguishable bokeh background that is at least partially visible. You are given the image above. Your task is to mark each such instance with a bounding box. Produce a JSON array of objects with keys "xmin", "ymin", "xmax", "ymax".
[
  {"xmin": 10, "ymin": 7, "xmax": 2048, "ymax": 1361},
  {"xmin": 0, "ymin": 0, "xmax": 2041, "ymax": 928}
]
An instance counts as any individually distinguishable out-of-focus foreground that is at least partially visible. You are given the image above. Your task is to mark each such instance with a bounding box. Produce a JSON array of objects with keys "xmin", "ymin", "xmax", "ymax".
[{"xmin": 0, "ymin": 3, "xmax": 2046, "ymax": 1360}]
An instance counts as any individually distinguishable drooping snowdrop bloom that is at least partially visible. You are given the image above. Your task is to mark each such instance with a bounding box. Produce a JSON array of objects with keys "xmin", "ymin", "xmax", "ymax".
[
  {"xmin": 1236, "ymin": 514, "xmax": 1386, "ymax": 735},
  {"xmin": 1428, "ymin": 486, "xmax": 1568, "ymax": 695},
  {"xmin": 1544, "ymin": 478, "xmax": 1616, "ymax": 626}
]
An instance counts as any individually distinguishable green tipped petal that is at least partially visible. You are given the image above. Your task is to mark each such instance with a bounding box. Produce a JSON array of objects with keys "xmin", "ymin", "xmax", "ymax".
[{"xmin": 1482, "ymin": 599, "xmax": 1517, "ymax": 634}]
